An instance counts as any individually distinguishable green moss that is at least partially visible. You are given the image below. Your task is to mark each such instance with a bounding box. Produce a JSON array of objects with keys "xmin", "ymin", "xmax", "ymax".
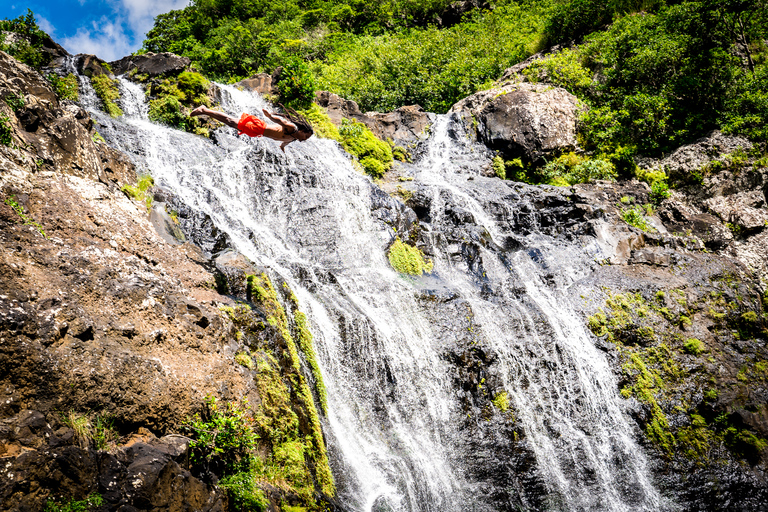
[
  {"xmin": 587, "ymin": 310, "xmax": 608, "ymax": 337},
  {"xmin": 683, "ymin": 338, "xmax": 704, "ymax": 356},
  {"xmin": 235, "ymin": 352, "xmax": 255, "ymax": 369},
  {"xmin": 44, "ymin": 493, "xmax": 103, "ymax": 512},
  {"xmin": 149, "ymin": 95, "xmax": 188, "ymax": 129},
  {"xmin": 676, "ymin": 414, "xmax": 714, "ymax": 461},
  {"xmin": 703, "ymin": 388, "xmax": 718, "ymax": 402},
  {"xmin": 246, "ymin": 273, "xmax": 335, "ymax": 497},
  {"xmin": 492, "ymin": 155, "xmax": 506, "ymax": 180},
  {"xmin": 388, "ymin": 237, "xmax": 433, "ymax": 275},
  {"xmin": 91, "ymin": 74, "xmax": 123, "ymax": 118},
  {"xmin": 121, "ymin": 174, "xmax": 154, "ymax": 213},
  {"xmin": 492, "ymin": 391, "xmax": 510, "ymax": 412},
  {"xmin": 294, "ymin": 310, "xmax": 328, "ymax": 414}
]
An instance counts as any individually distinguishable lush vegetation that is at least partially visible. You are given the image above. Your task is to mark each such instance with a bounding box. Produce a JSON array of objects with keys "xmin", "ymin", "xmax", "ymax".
[
  {"xmin": 136, "ymin": 0, "xmax": 768, "ymax": 179},
  {"xmin": 47, "ymin": 73, "xmax": 80, "ymax": 102},
  {"xmin": 0, "ymin": 9, "xmax": 53, "ymax": 69},
  {"xmin": 532, "ymin": 0, "xmax": 768, "ymax": 157},
  {"xmin": 91, "ymin": 74, "xmax": 123, "ymax": 118}
]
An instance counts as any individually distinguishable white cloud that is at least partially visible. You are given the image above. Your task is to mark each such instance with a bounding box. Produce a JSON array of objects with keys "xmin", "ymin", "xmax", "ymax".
[
  {"xmin": 60, "ymin": 17, "xmax": 134, "ymax": 62},
  {"xmin": 119, "ymin": 0, "xmax": 190, "ymax": 41},
  {"xmin": 36, "ymin": 15, "xmax": 56, "ymax": 37},
  {"xmin": 58, "ymin": 0, "xmax": 189, "ymax": 61}
]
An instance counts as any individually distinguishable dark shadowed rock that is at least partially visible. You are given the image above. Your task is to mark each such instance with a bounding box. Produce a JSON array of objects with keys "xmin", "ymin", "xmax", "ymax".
[
  {"xmin": 75, "ymin": 54, "xmax": 111, "ymax": 77},
  {"xmin": 450, "ymin": 82, "xmax": 579, "ymax": 162},
  {"xmin": 110, "ymin": 52, "xmax": 190, "ymax": 77}
]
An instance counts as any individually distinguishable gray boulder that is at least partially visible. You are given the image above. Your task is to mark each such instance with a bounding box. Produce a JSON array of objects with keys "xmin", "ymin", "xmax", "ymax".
[
  {"xmin": 234, "ymin": 73, "xmax": 274, "ymax": 94},
  {"xmin": 450, "ymin": 82, "xmax": 580, "ymax": 162},
  {"xmin": 365, "ymin": 105, "xmax": 435, "ymax": 144},
  {"xmin": 314, "ymin": 90, "xmax": 434, "ymax": 144},
  {"xmin": 636, "ymin": 130, "xmax": 753, "ymax": 181},
  {"xmin": 109, "ymin": 52, "xmax": 190, "ymax": 77}
]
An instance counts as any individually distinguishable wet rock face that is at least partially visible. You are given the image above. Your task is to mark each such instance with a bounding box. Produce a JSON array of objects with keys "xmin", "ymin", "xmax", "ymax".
[
  {"xmin": 110, "ymin": 52, "xmax": 191, "ymax": 77},
  {"xmin": 450, "ymin": 82, "xmax": 579, "ymax": 162}
]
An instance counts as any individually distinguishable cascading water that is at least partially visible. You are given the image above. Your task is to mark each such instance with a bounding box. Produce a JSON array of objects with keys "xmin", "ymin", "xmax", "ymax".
[{"xmin": 80, "ymin": 71, "xmax": 670, "ymax": 511}]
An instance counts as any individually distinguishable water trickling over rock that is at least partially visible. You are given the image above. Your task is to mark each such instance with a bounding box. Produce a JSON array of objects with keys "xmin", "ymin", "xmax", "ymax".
[{"xmin": 81, "ymin": 74, "xmax": 670, "ymax": 511}]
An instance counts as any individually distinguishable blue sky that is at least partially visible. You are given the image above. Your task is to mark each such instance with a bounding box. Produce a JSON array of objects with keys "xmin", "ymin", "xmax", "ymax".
[{"xmin": 1, "ymin": 1, "xmax": 190, "ymax": 61}]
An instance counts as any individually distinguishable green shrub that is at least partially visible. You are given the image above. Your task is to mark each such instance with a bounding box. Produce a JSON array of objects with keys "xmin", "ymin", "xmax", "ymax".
[
  {"xmin": 149, "ymin": 95, "xmax": 187, "ymax": 129},
  {"xmin": 219, "ymin": 471, "xmax": 269, "ymax": 512},
  {"xmin": 44, "ymin": 493, "xmax": 103, "ymax": 512},
  {"xmin": 183, "ymin": 394, "xmax": 259, "ymax": 475},
  {"xmin": 541, "ymin": 153, "xmax": 616, "ymax": 185},
  {"xmin": 299, "ymin": 104, "xmax": 340, "ymax": 139},
  {"xmin": 622, "ymin": 205, "xmax": 653, "ymax": 232},
  {"xmin": 177, "ymin": 71, "xmax": 210, "ymax": 103},
  {"xmin": 388, "ymin": 237, "xmax": 433, "ymax": 275},
  {"xmin": 523, "ymin": 47, "xmax": 592, "ymax": 94},
  {"xmin": 721, "ymin": 65, "xmax": 768, "ymax": 141},
  {"xmin": 650, "ymin": 179, "xmax": 670, "ymax": 205},
  {"xmin": 47, "ymin": 73, "xmax": 80, "ymax": 102},
  {"xmin": 338, "ymin": 119, "xmax": 393, "ymax": 179},
  {"xmin": 0, "ymin": 115, "xmax": 13, "ymax": 147},
  {"xmin": 276, "ymin": 56, "xmax": 316, "ymax": 110},
  {"xmin": 121, "ymin": 174, "xmax": 154, "ymax": 212},
  {"xmin": 3, "ymin": 93, "xmax": 25, "ymax": 113},
  {"xmin": 91, "ymin": 74, "xmax": 123, "ymax": 118}
]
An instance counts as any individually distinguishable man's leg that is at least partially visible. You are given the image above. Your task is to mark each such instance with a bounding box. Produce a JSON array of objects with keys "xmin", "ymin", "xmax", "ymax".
[{"xmin": 190, "ymin": 106, "xmax": 239, "ymax": 130}]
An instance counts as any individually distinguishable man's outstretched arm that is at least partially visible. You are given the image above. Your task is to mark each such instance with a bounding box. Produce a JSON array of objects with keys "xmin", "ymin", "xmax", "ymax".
[{"xmin": 263, "ymin": 109, "xmax": 297, "ymax": 133}]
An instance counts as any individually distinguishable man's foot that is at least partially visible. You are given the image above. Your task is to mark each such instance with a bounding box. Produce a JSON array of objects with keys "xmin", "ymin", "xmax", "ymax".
[{"xmin": 190, "ymin": 106, "xmax": 207, "ymax": 117}]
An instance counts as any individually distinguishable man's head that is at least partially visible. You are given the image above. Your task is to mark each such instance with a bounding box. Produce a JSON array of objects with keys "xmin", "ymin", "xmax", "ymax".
[
  {"xmin": 293, "ymin": 129, "xmax": 313, "ymax": 142},
  {"xmin": 279, "ymin": 103, "xmax": 314, "ymax": 141}
]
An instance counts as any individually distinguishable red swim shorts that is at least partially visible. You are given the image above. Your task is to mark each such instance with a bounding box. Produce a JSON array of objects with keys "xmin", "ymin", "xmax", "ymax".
[{"xmin": 237, "ymin": 113, "xmax": 266, "ymax": 137}]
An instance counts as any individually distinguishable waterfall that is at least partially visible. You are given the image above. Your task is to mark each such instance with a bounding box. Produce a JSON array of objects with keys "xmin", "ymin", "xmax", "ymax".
[{"xmin": 79, "ymin": 73, "xmax": 669, "ymax": 511}]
